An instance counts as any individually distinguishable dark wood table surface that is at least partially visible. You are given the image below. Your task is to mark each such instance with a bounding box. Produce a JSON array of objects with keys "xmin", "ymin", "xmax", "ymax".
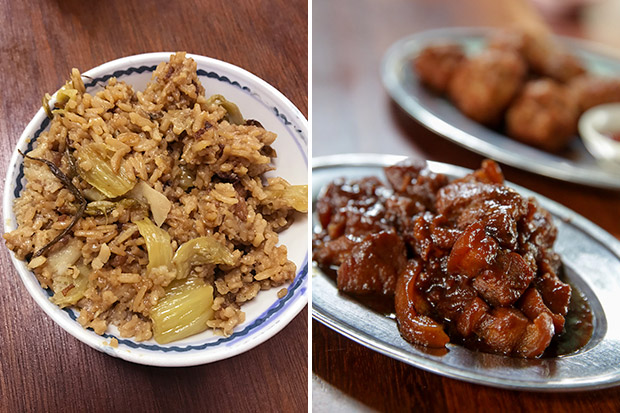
[
  {"xmin": 0, "ymin": 1, "xmax": 308, "ymax": 411},
  {"xmin": 312, "ymin": 0, "xmax": 620, "ymax": 411}
]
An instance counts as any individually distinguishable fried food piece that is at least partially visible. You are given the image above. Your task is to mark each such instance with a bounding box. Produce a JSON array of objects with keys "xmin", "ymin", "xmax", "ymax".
[
  {"xmin": 449, "ymin": 49, "xmax": 526, "ymax": 125},
  {"xmin": 522, "ymin": 36, "xmax": 585, "ymax": 83},
  {"xmin": 414, "ymin": 43, "xmax": 465, "ymax": 94},
  {"xmin": 489, "ymin": 29, "xmax": 585, "ymax": 83},
  {"xmin": 541, "ymin": 52, "xmax": 586, "ymax": 83},
  {"xmin": 571, "ymin": 75, "xmax": 620, "ymax": 113},
  {"xmin": 506, "ymin": 79, "xmax": 578, "ymax": 152},
  {"xmin": 488, "ymin": 29, "xmax": 528, "ymax": 54}
]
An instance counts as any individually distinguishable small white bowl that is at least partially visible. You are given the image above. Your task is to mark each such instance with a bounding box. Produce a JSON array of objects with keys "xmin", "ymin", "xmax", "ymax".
[
  {"xmin": 3, "ymin": 52, "xmax": 308, "ymax": 367},
  {"xmin": 579, "ymin": 103, "xmax": 620, "ymax": 172}
]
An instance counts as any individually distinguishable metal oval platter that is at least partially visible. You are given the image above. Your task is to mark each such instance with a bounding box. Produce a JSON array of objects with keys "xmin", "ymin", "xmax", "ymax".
[
  {"xmin": 312, "ymin": 154, "xmax": 620, "ymax": 391},
  {"xmin": 381, "ymin": 27, "xmax": 620, "ymax": 189}
]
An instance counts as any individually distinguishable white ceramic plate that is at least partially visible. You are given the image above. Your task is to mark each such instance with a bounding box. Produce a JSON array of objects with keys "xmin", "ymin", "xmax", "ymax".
[
  {"xmin": 313, "ymin": 154, "xmax": 620, "ymax": 391},
  {"xmin": 381, "ymin": 27, "xmax": 620, "ymax": 189},
  {"xmin": 3, "ymin": 52, "xmax": 308, "ymax": 367}
]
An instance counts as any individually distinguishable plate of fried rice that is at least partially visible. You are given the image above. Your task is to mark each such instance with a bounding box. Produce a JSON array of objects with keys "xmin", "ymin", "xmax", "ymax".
[{"xmin": 3, "ymin": 52, "xmax": 308, "ymax": 366}]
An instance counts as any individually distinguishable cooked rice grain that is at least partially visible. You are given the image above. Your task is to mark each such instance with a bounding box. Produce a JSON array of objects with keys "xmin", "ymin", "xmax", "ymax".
[{"xmin": 4, "ymin": 52, "xmax": 302, "ymax": 340}]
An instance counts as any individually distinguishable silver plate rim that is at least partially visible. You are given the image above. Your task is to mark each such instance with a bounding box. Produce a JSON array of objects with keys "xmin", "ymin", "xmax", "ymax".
[
  {"xmin": 380, "ymin": 26, "xmax": 620, "ymax": 190},
  {"xmin": 312, "ymin": 153, "xmax": 620, "ymax": 392}
]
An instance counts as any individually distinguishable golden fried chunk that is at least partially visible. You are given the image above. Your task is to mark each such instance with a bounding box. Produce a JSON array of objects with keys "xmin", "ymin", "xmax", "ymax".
[
  {"xmin": 506, "ymin": 79, "xmax": 578, "ymax": 152},
  {"xmin": 571, "ymin": 75, "xmax": 620, "ymax": 113},
  {"xmin": 487, "ymin": 29, "xmax": 528, "ymax": 55},
  {"xmin": 449, "ymin": 49, "xmax": 526, "ymax": 125},
  {"xmin": 489, "ymin": 29, "xmax": 585, "ymax": 83},
  {"xmin": 414, "ymin": 43, "xmax": 465, "ymax": 94},
  {"xmin": 540, "ymin": 52, "xmax": 586, "ymax": 83}
]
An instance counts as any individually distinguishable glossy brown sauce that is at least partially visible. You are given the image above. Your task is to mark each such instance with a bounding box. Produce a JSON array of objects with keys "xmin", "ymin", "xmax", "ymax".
[
  {"xmin": 324, "ymin": 265, "xmax": 595, "ymax": 357},
  {"xmin": 313, "ymin": 160, "xmax": 595, "ymax": 358},
  {"xmin": 543, "ymin": 280, "xmax": 594, "ymax": 358}
]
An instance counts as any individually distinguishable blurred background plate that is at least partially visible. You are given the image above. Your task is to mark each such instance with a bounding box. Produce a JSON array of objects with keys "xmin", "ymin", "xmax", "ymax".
[{"xmin": 381, "ymin": 27, "xmax": 620, "ymax": 189}]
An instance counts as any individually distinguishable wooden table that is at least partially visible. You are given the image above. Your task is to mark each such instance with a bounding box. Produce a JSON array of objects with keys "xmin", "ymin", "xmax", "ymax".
[
  {"xmin": 312, "ymin": 0, "xmax": 620, "ymax": 411},
  {"xmin": 0, "ymin": 1, "xmax": 308, "ymax": 411}
]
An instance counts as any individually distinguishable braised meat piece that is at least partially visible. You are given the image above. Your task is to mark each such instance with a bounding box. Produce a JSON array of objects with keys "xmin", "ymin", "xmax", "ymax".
[
  {"xmin": 447, "ymin": 222, "xmax": 499, "ymax": 278},
  {"xmin": 471, "ymin": 250, "xmax": 535, "ymax": 307},
  {"xmin": 313, "ymin": 160, "xmax": 445, "ymax": 296},
  {"xmin": 311, "ymin": 235, "xmax": 355, "ymax": 269},
  {"xmin": 385, "ymin": 160, "xmax": 449, "ymax": 211},
  {"xmin": 475, "ymin": 308, "xmax": 531, "ymax": 355},
  {"xmin": 313, "ymin": 159, "xmax": 578, "ymax": 358},
  {"xmin": 456, "ymin": 296, "xmax": 489, "ymax": 337},
  {"xmin": 436, "ymin": 178, "xmax": 528, "ymax": 249},
  {"xmin": 384, "ymin": 160, "xmax": 450, "ymax": 250},
  {"xmin": 316, "ymin": 176, "xmax": 393, "ymax": 241},
  {"xmin": 518, "ymin": 287, "xmax": 565, "ymax": 333},
  {"xmin": 514, "ymin": 312, "xmax": 555, "ymax": 358},
  {"xmin": 395, "ymin": 161, "xmax": 570, "ymax": 357},
  {"xmin": 535, "ymin": 272, "xmax": 571, "ymax": 315},
  {"xmin": 338, "ymin": 231, "xmax": 407, "ymax": 296},
  {"xmin": 405, "ymin": 211, "xmax": 461, "ymax": 260},
  {"xmin": 395, "ymin": 260, "xmax": 450, "ymax": 347}
]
